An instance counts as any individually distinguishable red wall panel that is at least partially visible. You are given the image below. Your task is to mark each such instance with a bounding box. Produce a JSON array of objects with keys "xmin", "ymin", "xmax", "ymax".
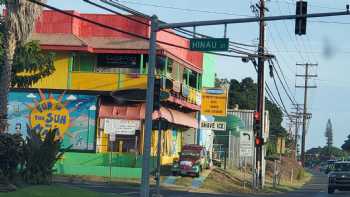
[{"xmin": 33, "ymin": 10, "xmax": 202, "ymax": 70}]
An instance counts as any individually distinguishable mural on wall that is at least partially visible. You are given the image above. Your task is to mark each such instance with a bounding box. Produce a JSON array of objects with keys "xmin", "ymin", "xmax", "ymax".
[{"xmin": 8, "ymin": 90, "xmax": 97, "ymax": 151}]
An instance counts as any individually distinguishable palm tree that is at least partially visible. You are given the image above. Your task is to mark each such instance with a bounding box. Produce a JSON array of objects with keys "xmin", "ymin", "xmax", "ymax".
[{"xmin": 0, "ymin": 0, "xmax": 45, "ymax": 133}]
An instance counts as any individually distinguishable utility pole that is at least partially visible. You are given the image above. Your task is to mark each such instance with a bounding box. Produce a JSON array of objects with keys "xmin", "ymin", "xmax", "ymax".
[
  {"xmin": 296, "ymin": 63, "xmax": 317, "ymax": 166},
  {"xmin": 256, "ymin": 0, "xmax": 266, "ymax": 190},
  {"xmin": 291, "ymin": 104, "xmax": 303, "ymax": 160}
]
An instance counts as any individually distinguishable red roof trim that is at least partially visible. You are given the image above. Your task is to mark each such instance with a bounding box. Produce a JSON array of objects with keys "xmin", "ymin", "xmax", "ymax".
[{"xmin": 167, "ymin": 95, "xmax": 201, "ymax": 111}]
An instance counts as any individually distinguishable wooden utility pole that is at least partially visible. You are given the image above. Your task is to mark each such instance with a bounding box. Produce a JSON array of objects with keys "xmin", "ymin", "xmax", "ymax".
[
  {"xmin": 256, "ymin": 0, "xmax": 266, "ymax": 189},
  {"xmin": 296, "ymin": 63, "xmax": 317, "ymax": 166}
]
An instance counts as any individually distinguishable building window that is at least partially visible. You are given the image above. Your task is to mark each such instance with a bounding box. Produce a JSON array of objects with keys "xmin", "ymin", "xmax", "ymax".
[
  {"xmin": 72, "ymin": 53, "xmax": 96, "ymax": 72},
  {"xmin": 96, "ymin": 54, "xmax": 140, "ymax": 73},
  {"xmin": 189, "ymin": 71, "xmax": 198, "ymax": 88},
  {"xmin": 183, "ymin": 68, "xmax": 189, "ymax": 85}
]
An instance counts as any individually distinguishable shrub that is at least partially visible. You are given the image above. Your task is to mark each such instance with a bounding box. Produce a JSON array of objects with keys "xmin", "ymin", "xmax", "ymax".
[
  {"xmin": 21, "ymin": 127, "xmax": 68, "ymax": 184},
  {"xmin": 296, "ymin": 169, "xmax": 306, "ymax": 180},
  {"xmin": 0, "ymin": 133, "xmax": 24, "ymax": 184}
]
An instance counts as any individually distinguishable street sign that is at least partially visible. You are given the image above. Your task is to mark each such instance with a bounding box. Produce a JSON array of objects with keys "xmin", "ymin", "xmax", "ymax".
[
  {"xmin": 240, "ymin": 131, "xmax": 253, "ymax": 157},
  {"xmin": 200, "ymin": 121, "xmax": 226, "ymax": 131},
  {"xmin": 201, "ymin": 88, "xmax": 228, "ymax": 116},
  {"xmin": 190, "ymin": 38, "xmax": 229, "ymax": 51}
]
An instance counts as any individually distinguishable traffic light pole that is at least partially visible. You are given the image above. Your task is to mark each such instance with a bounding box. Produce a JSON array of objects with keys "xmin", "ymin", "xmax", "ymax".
[
  {"xmin": 140, "ymin": 15, "xmax": 158, "ymax": 197},
  {"xmin": 141, "ymin": 7, "xmax": 349, "ymax": 197},
  {"xmin": 256, "ymin": 0, "xmax": 266, "ymax": 190}
]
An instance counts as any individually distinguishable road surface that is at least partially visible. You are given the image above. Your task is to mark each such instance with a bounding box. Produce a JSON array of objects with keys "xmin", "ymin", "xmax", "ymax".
[{"xmin": 60, "ymin": 171, "xmax": 349, "ymax": 197}]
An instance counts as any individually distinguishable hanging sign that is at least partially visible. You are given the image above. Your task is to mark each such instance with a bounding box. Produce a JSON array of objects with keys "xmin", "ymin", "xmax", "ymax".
[
  {"xmin": 201, "ymin": 88, "xmax": 228, "ymax": 116},
  {"xmin": 104, "ymin": 119, "xmax": 140, "ymax": 135}
]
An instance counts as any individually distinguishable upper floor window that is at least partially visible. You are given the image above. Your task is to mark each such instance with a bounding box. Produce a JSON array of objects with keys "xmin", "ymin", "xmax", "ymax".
[
  {"xmin": 189, "ymin": 71, "xmax": 198, "ymax": 88},
  {"xmin": 96, "ymin": 54, "xmax": 140, "ymax": 73},
  {"xmin": 72, "ymin": 53, "xmax": 96, "ymax": 72}
]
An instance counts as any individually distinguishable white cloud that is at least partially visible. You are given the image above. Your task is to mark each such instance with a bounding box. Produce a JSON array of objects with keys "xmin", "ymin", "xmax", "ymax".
[
  {"xmin": 26, "ymin": 93, "xmax": 37, "ymax": 98},
  {"xmin": 66, "ymin": 95, "xmax": 77, "ymax": 101}
]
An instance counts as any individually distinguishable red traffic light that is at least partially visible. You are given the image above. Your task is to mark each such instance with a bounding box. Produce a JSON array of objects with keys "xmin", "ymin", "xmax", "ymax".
[
  {"xmin": 255, "ymin": 137, "xmax": 264, "ymax": 146},
  {"xmin": 254, "ymin": 111, "xmax": 260, "ymax": 121}
]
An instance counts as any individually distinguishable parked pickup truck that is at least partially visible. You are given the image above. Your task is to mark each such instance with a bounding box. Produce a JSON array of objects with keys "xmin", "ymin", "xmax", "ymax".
[
  {"xmin": 328, "ymin": 161, "xmax": 350, "ymax": 194},
  {"xmin": 171, "ymin": 144, "xmax": 210, "ymax": 177}
]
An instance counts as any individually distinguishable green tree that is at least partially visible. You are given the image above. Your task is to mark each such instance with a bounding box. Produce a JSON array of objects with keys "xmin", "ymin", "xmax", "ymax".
[
  {"xmin": 325, "ymin": 119, "xmax": 333, "ymax": 156},
  {"xmin": 341, "ymin": 134, "xmax": 350, "ymax": 153},
  {"xmin": 0, "ymin": 1, "xmax": 54, "ymax": 132},
  {"xmin": 217, "ymin": 77, "xmax": 287, "ymax": 137}
]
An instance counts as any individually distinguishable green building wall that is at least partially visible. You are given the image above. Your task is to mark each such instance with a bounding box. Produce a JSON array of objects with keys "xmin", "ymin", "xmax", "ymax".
[
  {"xmin": 202, "ymin": 53, "xmax": 216, "ymax": 88},
  {"xmin": 54, "ymin": 152, "xmax": 157, "ymax": 179}
]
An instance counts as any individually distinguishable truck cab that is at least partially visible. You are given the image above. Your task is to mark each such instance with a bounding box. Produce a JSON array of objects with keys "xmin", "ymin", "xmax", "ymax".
[
  {"xmin": 328, "ymin": 161, "xmax": 350, "ymax": 194},
  {"xmin": 171, "ymin": 144, "xmax": 209, "ymax": 177}
]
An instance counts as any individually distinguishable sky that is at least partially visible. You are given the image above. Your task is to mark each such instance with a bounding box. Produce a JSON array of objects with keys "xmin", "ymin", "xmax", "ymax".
[{"xmin": 45, "ymin": 0, "xmax": 350, "ymax": 149}]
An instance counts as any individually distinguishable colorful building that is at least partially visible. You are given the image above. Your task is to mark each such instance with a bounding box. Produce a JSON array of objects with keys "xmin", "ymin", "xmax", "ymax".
[{"xmin": 7, "ymin": 10, "xmax": 216, "ymax": 178}]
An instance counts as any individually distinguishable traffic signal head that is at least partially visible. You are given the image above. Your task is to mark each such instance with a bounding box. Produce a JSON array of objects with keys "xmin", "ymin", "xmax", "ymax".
[
  {"xmin": 255, "ymin": 136, "xmax": 264, "ymax": 147},
  {"xmin": 153, "ymin": 78, "xmax": 161, "ymax": 111},
  {"xmin": 295, "ymin": 0, "xmax": 307, "ymax": 35},
  {"xmin": 253, "ymin": 111, "xmax": 261, "ymax": 132}
]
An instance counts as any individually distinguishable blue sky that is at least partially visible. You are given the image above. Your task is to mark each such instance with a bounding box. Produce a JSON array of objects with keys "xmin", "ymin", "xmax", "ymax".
[{"xmin": 46, "ymin": 0, "xmax": 350, "ymax": 149}]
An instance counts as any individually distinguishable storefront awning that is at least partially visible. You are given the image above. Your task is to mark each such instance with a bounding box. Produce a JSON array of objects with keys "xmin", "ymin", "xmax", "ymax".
[{"xmin": 99, "ymin": 102, "xmax": 198, "ymax": 129}]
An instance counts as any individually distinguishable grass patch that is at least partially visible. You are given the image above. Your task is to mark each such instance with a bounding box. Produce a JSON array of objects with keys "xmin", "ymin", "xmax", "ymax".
[
  {"xmin": 0, "ymin": 185, "xmax": 123, "ymax": 197},
  {"xmin": 263, "ymin": 171, "xmax": 312, "ymax": 193}
]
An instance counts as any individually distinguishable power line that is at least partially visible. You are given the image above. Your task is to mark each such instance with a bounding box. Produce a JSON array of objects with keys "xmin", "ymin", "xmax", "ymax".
[
  {"xmin": 116, "ymin": 0, "xmax": 253, "ymax": 17},
  {"xmin": 271, "ymin": 70, "xmax": 290, "ymax": 116},
  {"xmin": 309, "ymin": 20, "xmax": 350, "ymax": 25},
  {"xmin": 27, "ymin": 0, "xmax": 253, "ymax": 59},
  {"xmin": 251, "ymin": 58, "xmax": 289, "ymax": 116},
  {"xmin": 271, "ymin": 59, "xmax": 297, "ymax": 105},
  {"xmin": 100, "ymin": 0, "xmax": 259, "ymax": 52},
  {"xmin": 270, "ymin": 0, "xmax": 344, "ymax": 11}
]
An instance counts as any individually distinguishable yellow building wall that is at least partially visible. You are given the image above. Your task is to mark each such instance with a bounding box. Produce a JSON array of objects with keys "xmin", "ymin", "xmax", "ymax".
[
  {"xmin": 71, "ymin": 72, "xmax": 119, "ymax": 91},
  {"xmin": 30, "ymin": 53, "xmax": 70, "ymax": 89},
  {"xmin": 121, "ymin": 74, "xmax": 147, "ymax": 89}
]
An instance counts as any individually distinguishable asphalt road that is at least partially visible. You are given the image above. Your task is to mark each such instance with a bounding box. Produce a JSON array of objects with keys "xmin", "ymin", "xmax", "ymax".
[{"xmin": 60, "ymin": 171, "xmax": 350, "ymax": 197}]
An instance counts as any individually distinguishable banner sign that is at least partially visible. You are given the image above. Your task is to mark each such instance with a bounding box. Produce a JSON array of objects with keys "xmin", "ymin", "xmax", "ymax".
[
  {"xmin": 104, "ymin": 119, "xmax": 140, "ymax": 135},
  {"xmin": 200, "ymin": 121, "xmax": 226, "ymax": 131},
  {"xmin": 240, "ymin": 131, "xmax": 253, "ymax": 157},
  {"xmin": 201, "ymin": 88, "xmax": 228, "ymax": 116}
]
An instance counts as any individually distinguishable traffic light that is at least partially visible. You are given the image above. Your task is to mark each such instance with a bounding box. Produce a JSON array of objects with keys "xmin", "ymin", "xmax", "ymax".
[
  {"xmin": 255, "ymin": 136, "xmax": 264, "ymax": 147},
  {"xmin": 253, "ymin": 111, "xmax": 261, "ymax": 132},
  {"xmin": 295, "ymin": 0, "xmax": 307, "ymax": 35},
  {"xmin": 153, "ymin": 77, "xmax": 161, "ymax": 111}
]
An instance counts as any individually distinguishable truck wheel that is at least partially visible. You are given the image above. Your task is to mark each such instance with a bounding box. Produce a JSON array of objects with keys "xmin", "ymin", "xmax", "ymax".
[
  {"xmin": 328, "ymin": 187, "xmax": 335, "ymax": 194},
  {"xmin": 195, "ymin": 171, "xmax": 200, "ymax": 177}
]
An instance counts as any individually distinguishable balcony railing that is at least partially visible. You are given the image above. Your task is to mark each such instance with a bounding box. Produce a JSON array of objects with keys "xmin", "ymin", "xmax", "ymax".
[{"xmin": 70, "ymin": 71, "xmax": 201, "ymax": 106}]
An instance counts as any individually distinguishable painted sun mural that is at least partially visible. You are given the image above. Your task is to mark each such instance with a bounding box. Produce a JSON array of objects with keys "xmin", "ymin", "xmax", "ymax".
[{"xmin": 8, "ymin": 90, "xmax": 98, "ymax": 151}]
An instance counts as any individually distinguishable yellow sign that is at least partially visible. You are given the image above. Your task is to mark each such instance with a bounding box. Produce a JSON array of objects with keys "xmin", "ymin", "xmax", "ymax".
[
  {"xmin": 276, "ymin": 137, "xmax": 286, "ymax": 154},
  {"xmin": 201, "ymin": 88, "xmax": 228, "ymax": 116},
  {"xmin": 29, "ymin": 97, "xmax": 70, "ymax": 138}
]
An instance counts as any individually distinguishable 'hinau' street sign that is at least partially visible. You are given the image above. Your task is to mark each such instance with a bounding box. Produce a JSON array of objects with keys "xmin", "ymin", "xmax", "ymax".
[{"xmin": 190, "ymin": 38, "xmax": 229, "ymax": 51}]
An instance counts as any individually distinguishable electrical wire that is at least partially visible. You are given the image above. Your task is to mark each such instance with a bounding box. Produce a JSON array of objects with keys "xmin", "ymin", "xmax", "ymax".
[
  {"xmin": 271, "ymin": 59, "xmax": 297, "ymax": 105},
  {"xmin": 26, "ymin": 0, "xmax": 253, "ymax": 59},
  {"xmin": 271, "ymin": 71, "xmax": 290, "ymax": 116},
  {"xmin": 116, "ymin": 0, "xmax": 253, "ymax": 17},
  {"xmin": 251, "ymin": 58, "xmax": 290, "ymax": 116},
  {"xmin": 99, "ymin": 0, "xmax": 259, "ymax": 53},
  {"xmin": 270, "ymin": 0, "xmax": 345, "ymax": 11}
]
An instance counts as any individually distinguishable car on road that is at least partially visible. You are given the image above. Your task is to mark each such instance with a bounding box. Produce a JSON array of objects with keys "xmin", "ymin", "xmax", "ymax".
[
  {"xmin": 171, "ymin": 144, "xmax": 210, "ymax": 177},
  {"xmin": 328, "ymin": 161, "xmax": 350, "ymax": 194}
]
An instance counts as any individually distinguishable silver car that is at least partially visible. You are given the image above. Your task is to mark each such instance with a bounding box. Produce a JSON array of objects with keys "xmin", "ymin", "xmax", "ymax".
[{"xmin": 328, "ymin": 161, "xmax": 350, "ymax": 194}]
